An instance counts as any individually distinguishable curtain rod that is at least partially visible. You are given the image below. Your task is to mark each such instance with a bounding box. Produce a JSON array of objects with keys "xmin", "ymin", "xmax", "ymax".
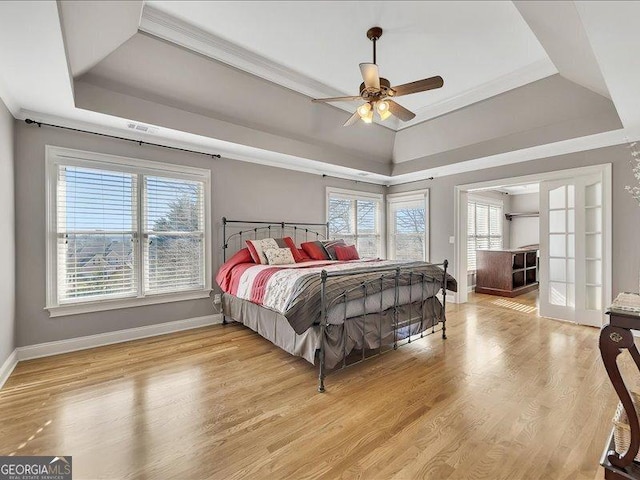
[
  {"xmin": 25, "ymin": 119, "xmax": 222, "ymax": 159},
  {"xmin": 26, "ymin": 119, "xmax": 437, "ymax": 187},
  {"xmin": 321, "ymin": 173, "xmax": 434, "ymax": 188}
]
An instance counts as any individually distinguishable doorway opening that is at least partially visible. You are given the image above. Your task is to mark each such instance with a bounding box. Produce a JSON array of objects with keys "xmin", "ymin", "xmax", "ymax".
[{"xmin": 453, "ymin": 164, "xmax": 612, "ymax": 327}]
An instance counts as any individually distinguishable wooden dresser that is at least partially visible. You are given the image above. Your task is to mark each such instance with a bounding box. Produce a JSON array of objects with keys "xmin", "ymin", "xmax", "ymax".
[{"xmin": 475, "ymin": 248, "xmax": 539, "ymax": 297}]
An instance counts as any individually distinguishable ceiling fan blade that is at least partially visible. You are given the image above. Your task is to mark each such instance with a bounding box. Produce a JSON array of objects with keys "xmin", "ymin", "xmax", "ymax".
[
  {"xmin": 343, "ymin": 110, "xmax": 361, "ymax": 127},
  {"xmin": 312, "ymin": 95, "xmax": 363, "ymax": 103},
  {"xmin": 359, "ymin": 63, "xmax": 380, "ymax": 90},
  {"xmin": 387, "ymin": 100, "xmax": 416, "ymax": 122},
  {"xmin": 390, "ymin": 76, "xmax": 444, "ymax": 97}
]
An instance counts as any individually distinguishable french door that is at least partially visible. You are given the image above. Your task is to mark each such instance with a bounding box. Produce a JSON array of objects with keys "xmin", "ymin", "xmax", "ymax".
[{"xmin": 539, "ymin": 173, "xmax": 606, "ymax": 327}]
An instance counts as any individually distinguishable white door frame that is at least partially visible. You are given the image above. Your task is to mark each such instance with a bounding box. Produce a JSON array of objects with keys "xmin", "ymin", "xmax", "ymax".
[{"xmin": 453, "ymin": 163, "xmax": 612, "ymax": 318}]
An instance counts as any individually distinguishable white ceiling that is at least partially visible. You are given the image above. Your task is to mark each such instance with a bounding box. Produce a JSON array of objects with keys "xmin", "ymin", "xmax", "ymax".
[{"xmin": 143, "ymin": 0, "xmax": 557, "ymax": 130}]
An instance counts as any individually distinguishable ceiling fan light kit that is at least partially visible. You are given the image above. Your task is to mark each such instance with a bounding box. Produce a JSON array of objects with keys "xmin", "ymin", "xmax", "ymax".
[{"xmin": 312, "ymin": 27, "xmax": 444, "ymax": 127}]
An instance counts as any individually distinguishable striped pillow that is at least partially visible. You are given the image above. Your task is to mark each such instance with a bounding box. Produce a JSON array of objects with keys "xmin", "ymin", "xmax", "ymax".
[{"xmin": 322, "ymin": 239, "xmax": 346, "ymax": 260}]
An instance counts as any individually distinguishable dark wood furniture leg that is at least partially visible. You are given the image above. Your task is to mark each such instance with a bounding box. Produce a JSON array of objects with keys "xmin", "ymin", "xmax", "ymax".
[{"xmin": 600, "ymin": 324, "xmax": 640, "ymax": 468}]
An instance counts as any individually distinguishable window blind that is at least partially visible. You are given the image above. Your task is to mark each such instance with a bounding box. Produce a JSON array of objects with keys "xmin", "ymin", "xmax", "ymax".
[
  {"xmin": 51, "ymin": 156, "xmax": 209, "ymax": 310},
  {"xmin": 144, "ymin": 176, "xmax": 205, "ymax": 293},
  {"xmin": 389, "ymin": 198, "xmax": 426, "ymax": 261},
  {"xmin": 467, "ymin": 200, "xmax": 503, "ymax": 271},
  {"xmin": 56, "ymin": 165, "xmax": 137, "ymax": 302},
  {"xmin": 327, "ymin": 190, "xmax": 382, "ymax": 258}
]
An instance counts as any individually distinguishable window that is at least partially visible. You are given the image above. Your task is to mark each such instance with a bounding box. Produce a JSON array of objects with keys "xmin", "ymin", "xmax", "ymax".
[
  {"xmin": 326, "ymin": 188, "xmax": 383, "ymax": 258},
  {"xmin": 46, "ymin": 146, "xmax": 211, "ymax": 316},
  {"xmin": 467, "ymin": 196, "xmax": 503, "ymax": 271},
  {"xmin": 387, "ymin": 190, "xmax": 429, "ymax": 261}
]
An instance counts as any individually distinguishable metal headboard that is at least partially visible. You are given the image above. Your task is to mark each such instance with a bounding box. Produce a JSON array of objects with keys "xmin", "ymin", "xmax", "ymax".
[{"xmin": 222, "ymin": 217, "xmax": 330, "ymax": 262}]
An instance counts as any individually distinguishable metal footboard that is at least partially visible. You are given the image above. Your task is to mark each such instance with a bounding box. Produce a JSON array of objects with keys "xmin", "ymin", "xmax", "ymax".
[{"xmin": 317, "ymin": 260, "xmax": 449, "ymax": 393}]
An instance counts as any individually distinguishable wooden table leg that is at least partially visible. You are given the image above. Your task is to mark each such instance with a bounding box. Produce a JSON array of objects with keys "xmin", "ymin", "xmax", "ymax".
[{"xmin": 600, "ymin": 324, "xmax": 640, "ymax": 468}]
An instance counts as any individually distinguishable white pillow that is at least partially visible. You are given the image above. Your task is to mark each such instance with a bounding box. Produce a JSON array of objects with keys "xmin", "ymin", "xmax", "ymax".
[
  {"xmin": 264, "ymin": 247, "xmax": 295, "ymax": 265},
  {"xmin": 246, "ymin": 238, "xmax": 279, "ymax": 264}
]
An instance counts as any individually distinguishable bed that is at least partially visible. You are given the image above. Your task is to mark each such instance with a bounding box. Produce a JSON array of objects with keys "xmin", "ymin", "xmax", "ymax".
[{"xmin": 217, "ymin": 218, "xmax": 457, "ymax": 392}]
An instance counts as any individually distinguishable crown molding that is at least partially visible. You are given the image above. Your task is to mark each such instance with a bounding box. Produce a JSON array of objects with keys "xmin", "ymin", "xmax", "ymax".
[
  {"xmin": 18, "ymin": 108, "xmax": 636, "ymax": 189},
  {"xmin": 139, "ymin": 5, "xmax": 346, "ymax": 102},
  {"xmin": 16, "ymin": 108, "xmax": 392, "ymax": 185},
  {"xmin": 398, "ymin": 58, "xmax": 558, "ymax": 130}
]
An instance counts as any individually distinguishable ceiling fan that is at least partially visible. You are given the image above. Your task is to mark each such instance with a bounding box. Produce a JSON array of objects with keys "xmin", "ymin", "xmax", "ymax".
[{"xmin": 312, "ymin": 27, "xmax": 444, "ymax": 126}]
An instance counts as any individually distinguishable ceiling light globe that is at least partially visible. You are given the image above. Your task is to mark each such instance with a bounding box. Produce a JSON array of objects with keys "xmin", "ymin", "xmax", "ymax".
[
  {"xmin": 376, "ymin": 100, "xmax": 389, "ymax": 112},
  {"xmin": 357, "ymin": 103, "xmax": 372, "ymax": 118}
]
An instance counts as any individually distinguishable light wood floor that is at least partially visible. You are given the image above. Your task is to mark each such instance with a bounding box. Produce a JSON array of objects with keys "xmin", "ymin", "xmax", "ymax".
[{"xmin": 0, "ymin": 292, "xmax": 629, "ymax": 479}]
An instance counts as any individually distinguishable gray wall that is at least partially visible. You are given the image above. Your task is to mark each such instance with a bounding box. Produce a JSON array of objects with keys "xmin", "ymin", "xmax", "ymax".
[
  {"xmin": 509, "ymin": 193, "xmax": 540, "ymax": 249},
  {"xmin": 389, "ymin": 144, "xmax": 640, "ymax": 296},
  {"xmin": 393, "ymin": 75, "xmax": 622, "ymax": 168},
  {"xmin": 14, "ymin": 120, "xmax": 384, "ymax": 347},
  {"xmin": 13, "ymin": 117, "xmax": 640, "ymax": 348},
  {"xmin": 0, "ymin": 98, "xmax": 15, "ymax": 366}
]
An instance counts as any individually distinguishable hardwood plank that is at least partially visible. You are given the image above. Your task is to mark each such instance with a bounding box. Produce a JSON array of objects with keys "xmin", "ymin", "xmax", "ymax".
[{"xmin": 0, "ymin": 292, "xmax": 631, "ymax": 479}]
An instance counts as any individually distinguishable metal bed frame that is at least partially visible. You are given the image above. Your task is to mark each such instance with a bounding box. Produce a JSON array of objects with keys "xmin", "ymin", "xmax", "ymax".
[{"xmin": 221, "ymin": 218, "xmax": 449, "ymax": 392}]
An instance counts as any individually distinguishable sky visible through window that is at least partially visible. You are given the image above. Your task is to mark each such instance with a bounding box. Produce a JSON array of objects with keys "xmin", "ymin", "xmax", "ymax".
[{"xmin": 63, "ymin": 167, "xmax": 199, "ymax": 232}]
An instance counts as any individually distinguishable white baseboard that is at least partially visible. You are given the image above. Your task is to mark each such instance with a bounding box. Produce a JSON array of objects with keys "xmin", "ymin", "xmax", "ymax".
[
  {"xmin": 17, "ymin": 314, "xmax": 223, "ymax": 361},
  {"xmin": 0, "ymin": 349, "xmax": 18, "ymax": 390}
]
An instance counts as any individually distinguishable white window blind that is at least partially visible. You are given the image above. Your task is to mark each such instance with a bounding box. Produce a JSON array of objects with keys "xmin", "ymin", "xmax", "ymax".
[
  {"xmin": 47, "ymin": 147, "xmax": 211, "ymax": 315},
  {"xmin": 57, "ymin": 166, "xmax": 138, "ymax": 302},
  {"xmin": 387, "ymin": 191, "xmax": 428, "ymax": 261},
  {"xmin": 144, "ymin": 176, "xmax": 205, "ymax": 293},
  {"xmin": 327, "ymin": 189, "xmax": 383, "ymax": 258},
  {"xmin": 467, "ymin": 199, "xmax": 503, "ymax": 271}
]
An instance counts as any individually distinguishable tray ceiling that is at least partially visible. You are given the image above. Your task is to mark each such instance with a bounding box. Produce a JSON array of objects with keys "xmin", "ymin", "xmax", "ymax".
[{"xmin": 142, "ymin": 1, "xmax": 557, "ymax": 130}]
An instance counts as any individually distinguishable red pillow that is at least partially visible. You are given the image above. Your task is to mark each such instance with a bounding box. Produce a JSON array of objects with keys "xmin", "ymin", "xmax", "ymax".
[
  {"xmin": 301, "ymin": 241, "xmax": 330, "ymax": 260},
  {"xmin": 245, "ymin": 237, "xmax": 303, "ymax": 264},
  {"xmin": 297, "ymin": 248, "xmax": 311, "ymax": 262},
  {"xmin": 279, "ymin": 237, "xmax": 305, "ymax": 263},
  {"xmin": 334, "ymin": 244, "xmax": 360, "ymax": 261}
]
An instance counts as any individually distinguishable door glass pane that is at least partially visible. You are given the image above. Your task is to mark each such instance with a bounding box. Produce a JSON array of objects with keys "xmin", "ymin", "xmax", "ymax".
[
  {"xmin": 567, "ymin": 185, "xmax": 575, "ymax": 208},
  {"xmin": 567, "ymin": 234, "xmax": 575, "ymax": 258},
  {"xmin": 587, "ymin": 286, "xmax": 602, "ymax": 310},
  {"xmin": 586, "ymin": 207, "xmax": 602, "ymax": 232},
  {"xmin": 567, "ymin": 284, "xmax": 575, "ymax": 308},
  {"xmin": 550, "ymin": 258, "xmax": 567, "ymax": 282},
  {"xmin": 550, "ymin": 234, "xmax": 566, "ymax": 257},
  {"xmin": 586, "ymin": 259, "xmax": 602, "ymax": 285},
  {"xmin": 567, "ymin": 259, "xmax": 575, "ymax": 283},
  {"xmin": 550, "ymin": 282, "xmax": 567, "ymax": 306},
  {"xmin": 567, "ymin": 209, "xmax": 575, "ymax": 233},
  {"xmin": 585, "ymin": 183, "xmax": 602, "ymax": 206},
  {"xmin": 586, "ymin": 234, "xmax": 602, "ymax": 259},
  {"xmin": 549, "ymin": 186, "xmax": 566, "ymax": 209},
  {"xmin": 549, "ymin": 210, "xmax": 565, "ymax": 233}
]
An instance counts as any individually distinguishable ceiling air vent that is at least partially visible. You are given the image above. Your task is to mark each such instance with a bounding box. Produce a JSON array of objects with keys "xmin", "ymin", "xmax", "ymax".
[{"xmin": 126, "ymin": 122, "xmax": 159, "ymax": 134}]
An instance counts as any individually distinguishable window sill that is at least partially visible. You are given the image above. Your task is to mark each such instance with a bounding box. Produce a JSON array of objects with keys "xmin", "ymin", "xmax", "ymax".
[{"xmin": 46, "ymin": 289, "xmax": 212, "ymax": 318}]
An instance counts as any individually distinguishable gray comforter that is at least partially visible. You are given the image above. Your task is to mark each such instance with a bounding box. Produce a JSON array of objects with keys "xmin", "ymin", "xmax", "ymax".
[{"xmin": 282, "ymin": 261, "xmax": 457, "ymax": 334}]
